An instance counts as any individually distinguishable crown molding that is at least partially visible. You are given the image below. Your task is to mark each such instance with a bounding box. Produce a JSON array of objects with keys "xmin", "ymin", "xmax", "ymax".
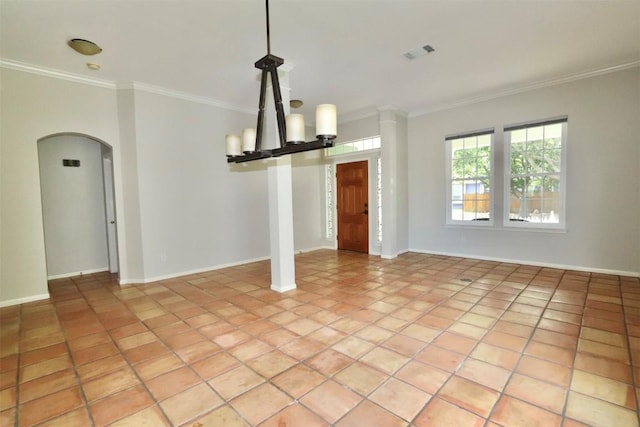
[
  {"xmin": 0, "ymin": 58, "xmax": 254, "ymax": 114},
  {"xmin": 4, "ymin": 57, "xmax": 637, "ymax": 120},
  {"xmin": 116, "ymin": 82, "xmax": 254, "ymax": 114},
  {"xmin": 409, "ymin": 60, "xmax": 640, "ymax": 118},
  {"xmin": 337, "ymin": 106, "xmax": 408, "ymax": 125},
  {"xmin": 0, "ymin": 58, "xmax": 116, "ymax": 89},
  {"xmin": 377, "ymin": 105, "xmax": 408, "ymax": 116},
  {"xmin": 337, "ymin": 107, "xmax": 379, "ymax": 124}
]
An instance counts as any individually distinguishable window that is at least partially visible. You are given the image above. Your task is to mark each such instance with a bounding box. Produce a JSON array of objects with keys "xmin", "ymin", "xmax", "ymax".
[
  {"xmin": 325, "ymin": 136, "xmax": 381, "ymax": 157},
  {"xmin": 377, "ymin": 157, "xmax": 382, "ymax": 242},
  {"xmin": 504, "ymin": 117, "xmax": 566, "ymax": 228},
  {"xmin": 446, "ymin": 130, "xmax": 494, "ymax": 223},
  {"xmin": 325, "ymin": 164, "xmax": 334, "ymax": 239}
]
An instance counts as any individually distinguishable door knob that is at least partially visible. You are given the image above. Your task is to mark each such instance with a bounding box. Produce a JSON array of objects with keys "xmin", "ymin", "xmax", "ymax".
[
  {"xmin": 363, "ymin": 210, "xmax": 368, "ymax": 215},
  {"xmin": 110, "ymin": 221, "xmax": 115, "ymax": 224}
]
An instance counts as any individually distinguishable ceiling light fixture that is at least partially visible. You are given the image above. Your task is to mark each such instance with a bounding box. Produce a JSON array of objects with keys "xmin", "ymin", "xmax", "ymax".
[
  {"xmin": 225, "ymin": 0, "xmax": 336, "ymax": 163},
  {"xmin": 290, "ymin": 99, "xmax": 303, "ymax": 109},
  {"xmin": 68, "ymin": 38, "xmax": 102, "ymax": 56}
]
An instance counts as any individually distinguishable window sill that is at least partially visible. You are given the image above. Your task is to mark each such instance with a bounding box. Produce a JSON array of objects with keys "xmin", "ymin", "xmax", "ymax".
[
  {"xmin": 445, "ymin": 222, "xmax": 494, "ymax": 229},
  {"xmin": 444, "ymin": 222, "xmax": 567, "ymax": 233},
  {"xmin": 501, "ymin": 224, "xmax": 567, "ymax": 234}
]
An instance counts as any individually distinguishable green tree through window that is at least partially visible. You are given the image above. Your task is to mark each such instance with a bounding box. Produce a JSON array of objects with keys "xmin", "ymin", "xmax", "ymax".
[
  {"xmin": 448, "ymin": 132, "xmax": 493, "ymax": 222},
  {"xmin": 505, "ymin": 120, "xmax": 565, "ymax": 225}
]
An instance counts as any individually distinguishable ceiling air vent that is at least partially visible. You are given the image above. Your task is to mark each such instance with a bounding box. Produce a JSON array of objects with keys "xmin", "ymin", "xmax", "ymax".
[{"xmin": 402, "ymin": 44, "xmax": 435, "ymax": 60}]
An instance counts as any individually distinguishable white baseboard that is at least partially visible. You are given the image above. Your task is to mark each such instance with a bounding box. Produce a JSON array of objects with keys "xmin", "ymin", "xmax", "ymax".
[
  {"xmin": 47, "ymin": 267, "xmax": 109, "ymax": 280},
  {"xmin": 380, "ymin": 248, "xmax": 410, "ymax": 260},
  {"xmin": 408, "ymin": 248, "xmax": 640, "ymax": 278},
  {"xmin": 295, "ymin": 245, "xmax": 335, "ymax": 254},
  {"xmin": 271, "ymin": 283, "xmax": 297, "ymax": 293},
  {"xmin": 118, "ymin": 246, "xmax": 339, "ymax": 286},
  {"xmin": 118, "ymin": 255, "xmax": 271, "ymax": 285},
  {"xmin": 0, "ymin": 293, "xmax": 50, "ymax": 308}
]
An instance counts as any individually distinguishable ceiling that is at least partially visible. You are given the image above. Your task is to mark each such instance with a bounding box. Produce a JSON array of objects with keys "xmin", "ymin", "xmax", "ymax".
[{"xmin": 1, "ymin": 0, "xmax": 639, "ymax": 120}]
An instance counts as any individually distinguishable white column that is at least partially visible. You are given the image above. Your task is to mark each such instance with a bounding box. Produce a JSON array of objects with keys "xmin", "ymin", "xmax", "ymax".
[
  {"xmin": 266, "ymin": 64, "xmax": 296, "ymax": 292},
  {"xmin": 380, "ymin": 108, "xmax": 398, "ymax": 259}
]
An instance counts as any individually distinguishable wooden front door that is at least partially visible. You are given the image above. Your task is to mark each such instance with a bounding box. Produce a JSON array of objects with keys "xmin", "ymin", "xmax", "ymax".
[{"xmin": 337, "ymin": 161, "xmax": 369, "ymax": 253}]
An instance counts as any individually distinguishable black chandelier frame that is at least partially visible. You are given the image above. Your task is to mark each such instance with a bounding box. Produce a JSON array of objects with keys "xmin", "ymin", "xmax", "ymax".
[{"xmin": 227, "ymin": 0, "xmax": 336, "ymax": 164}]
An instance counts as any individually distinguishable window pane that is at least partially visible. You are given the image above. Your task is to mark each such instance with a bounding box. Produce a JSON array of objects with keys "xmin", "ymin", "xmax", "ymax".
[
  {"xmin": 510, "ymin": 129, "xmax": 527, "ymax": 144},
  {"xmin": 506, "ymin": 120, "xmax": 565, "ymax": 227},
  {"xmin": 527, "ymin": 126, "xmax": 544, "ymax": 142},
  {"xmin": 542, "ymin": 175, "xmax": 561, "ymax": 223},
  {"xmin": 509, "ymin": 175, "xmax": 561, "ymax": 223},
  {"xmin": 451, "ymin": 201, "xmax": 464, "ymax": 220},
  {"xmin": 543, "ymin": 148, "xmax": 562, "ymax": 172},
  {"xmin": 325, "ymin": 135, "xmax": 381, "ymax": 157},
  {"xmin": 448, "ymin": 133, "xmax": 493, "ymax": 222},
  {"xmin": 326, "ymin": 164, "xmax": 333, "ymax": 238},
  {"xmin": 477, "ymin": 133, "xmax": 492, "ymax": 147},
  {"xmin": 508, "ymin": 177, "xmax": 527, "ymax": 220},
  {"xmin": 510, "ymin": 142, "xmax": 526, "ymax": 175},
  {"xmin": 545, "ymin": 123, "xmax": 562, "ymax": 139},
  {"xmin": 377, "ymin": 158, "xmax": 382, "ymax": 242}
]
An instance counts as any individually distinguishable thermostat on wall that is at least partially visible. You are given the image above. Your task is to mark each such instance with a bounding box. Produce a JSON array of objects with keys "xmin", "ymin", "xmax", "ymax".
[{"xmin": 62, "ymin": 159, "xmax": 81, "ymax": 167}]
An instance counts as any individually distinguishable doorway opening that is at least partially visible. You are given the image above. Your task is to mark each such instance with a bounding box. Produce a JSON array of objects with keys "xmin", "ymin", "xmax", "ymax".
[{"xmin": 37, "ymin": 133, "xmax": 119, "ymax": 279}]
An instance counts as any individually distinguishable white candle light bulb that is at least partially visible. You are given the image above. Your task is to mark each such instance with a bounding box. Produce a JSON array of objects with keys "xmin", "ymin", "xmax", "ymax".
[
  {"xmin": 225, "ymin": 134, "xmax": 241, "ymax": 156},
  {"xmin": 316, "ymin": 104, "xmax": 337, "ymax": 139},
  {"xmin": 242, "ymin": 128, "xmax": 257, "ymax": 153},
  {"xmin": 286, "ymin": 114, "xmax": 306, "ymax": 143}
]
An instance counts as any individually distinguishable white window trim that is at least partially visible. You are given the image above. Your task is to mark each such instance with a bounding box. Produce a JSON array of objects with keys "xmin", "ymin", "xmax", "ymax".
[
  {"xmin": 325, "ymin": 136, "xmax": 381, "ymax": 158},
  {"xmin": 503, "ymin": 119, "xmax": 567, "ymax": 230},
  {"xmin": 445, "ymin": 130, "xmax": 495, "ymax": 226},
  {"xmin": 324, "ymin": 164, "xmax": 334, "ymax": 240},
  {"xmin": 325, "ymin": 137, "xmax": 382, "ymax": 254}
]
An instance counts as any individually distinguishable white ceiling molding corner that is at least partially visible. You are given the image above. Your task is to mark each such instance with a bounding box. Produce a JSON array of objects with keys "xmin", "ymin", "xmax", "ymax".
[{"xmin": 409, "ymin": 60, "xmax": 640, "ymax": 119}]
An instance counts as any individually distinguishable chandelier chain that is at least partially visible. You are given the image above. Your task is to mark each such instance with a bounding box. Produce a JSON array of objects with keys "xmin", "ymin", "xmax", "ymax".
[{"xmin": 265, "ymin": 0, "xmax": 271, "ymax": 55}]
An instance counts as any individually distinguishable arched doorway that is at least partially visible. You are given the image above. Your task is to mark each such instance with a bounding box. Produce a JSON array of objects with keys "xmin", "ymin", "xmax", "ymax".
[{"xmin": 37, "ymin": 133, "xmax": 119, "ymax": 279}]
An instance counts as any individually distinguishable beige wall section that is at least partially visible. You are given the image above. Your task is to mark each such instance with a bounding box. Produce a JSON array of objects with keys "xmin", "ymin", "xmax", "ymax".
[
  {"xmin": 2, "ymin": 65, "xmax": 636, "ymax": 306},
  {"xmin": 0, "ymin": 67, "xmax": 329, "ymax": 306},
  {"xmin": 0, "ymin": 69, "xmax": 122, "ymax": 305},
  {"xmin": 408, "ymin": 67, "xmax": 640, "ymax": 275}
]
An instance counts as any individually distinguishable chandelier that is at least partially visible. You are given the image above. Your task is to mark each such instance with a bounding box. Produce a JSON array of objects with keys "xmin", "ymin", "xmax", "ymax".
[{"xmin": 225, "ymin": 0, "xmax": 337, "ymax": 163}]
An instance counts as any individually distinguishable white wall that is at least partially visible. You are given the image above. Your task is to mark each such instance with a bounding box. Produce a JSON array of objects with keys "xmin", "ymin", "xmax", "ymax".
[
  {"xmin": 0, "ymin": 67, "xmax": 333, "ymax": 306},
  {"xmin": 0, "ymin": 68, "xmax": 122, "ymax": 305},
  {"xmin": 292, "ymin": 150, "xmax": 326, "ymax": 252},
  {"xmin": 396, "ymin": 114, "xmax": 409, "ymax": 253},
  {"xmin": 5, "ymin": 64, "xmax": 635, "ymax": 308},
  {"xmin": 123, "ymin": 89, "xmax": 328, "ymax": 281},
  {"xmin": 127, "ymin": 90, "xmax": 266, "ymax": 280},
  {"xmin": 338, "ymin": 115, "xmax": 379, "ymax": 143},
  {"xmin": 408, "ymin": 68, "xmax": 640, "ymax": 275},
  {"xmin": 38, "ymin": 135, "xmax": 109, "ymax": 277}
]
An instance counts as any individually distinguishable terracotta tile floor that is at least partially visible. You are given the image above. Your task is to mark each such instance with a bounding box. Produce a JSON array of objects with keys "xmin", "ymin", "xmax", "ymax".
[{"xmin": 1, "ymin": 250, "xmax": 640, "ymax": 426}]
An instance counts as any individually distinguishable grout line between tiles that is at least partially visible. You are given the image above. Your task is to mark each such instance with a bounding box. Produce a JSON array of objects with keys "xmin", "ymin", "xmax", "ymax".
[
  {"xmin": 7, "ymin": 253, "xmax": 639, "ymax": 426},
  {"xmin": 13, "ymin": 304, "xmax": 23, "ymax": 427},
  {"xmin": 619, "ymin": 277, "xmax": 640, "ymax": 427}
]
